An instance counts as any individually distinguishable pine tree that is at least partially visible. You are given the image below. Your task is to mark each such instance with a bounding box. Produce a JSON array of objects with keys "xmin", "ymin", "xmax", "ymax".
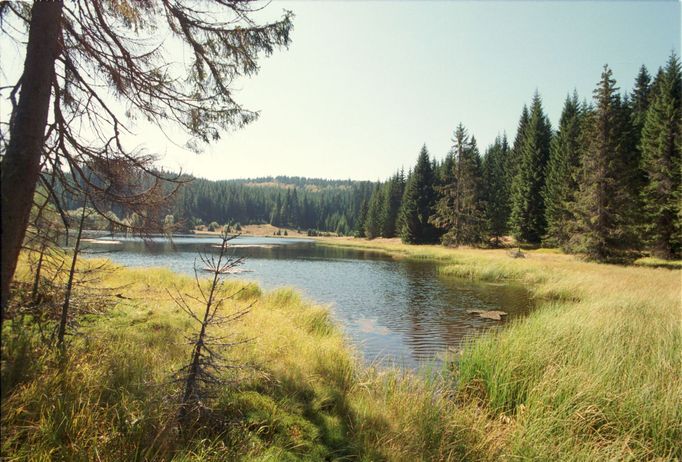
[
  {"xmin": 380, "ymin": 170, "xmax": 405, "ymax": 238},
  {"xmin": 543, "ymin": 92, "xmax": 583, "ymax": 247},
  {"xmin": 365, "ymin": 183, "xmax": 385, "ymax": 239},
  {"xmin": 505, "ymin": 105, "xmax": 530, "ymax": 211},
  {"xmin": 281, "ymin": 189, "xmax": 292, "ymax": 226},
  {"xmin": 617, "ymin": 93, "xmax": 644, "ymax": 237},
  {"xmin": 270, "ymin": 193, "xmax": 282, "ymax": 226},
  {"xmin": 509, "ymin": 92, "xmax": 552, "ymax": 244},
  {"xmin": 650, "ymin": 67, "xmax": 665, "ymax": 98},
  {"xmin": 482, "ymin": 135, "xmax": 510, "ymax": 244},
  {"xmin": 430, "ymin": 125, "xmax": 485, "ymax": 246},
  {"xmin": 436, "ymin": 152, "xmax": 455, "ymax": 187},
  {"xmin": 399, "ymin": 146, "xmax": 438, "ymax": 244},
  {"xmin": 290, "ymin": 188, "xmax": 301, "ymax": 226},
  {"xmin": 631, "ymin": 65, "xmax": 652, "ymax": 135},
  {"xmin": 640, "ymin": 53, "xmax": 682, "ymax": 259},
  {"xmin": 356, "ymin": 198, "xmax": 369, "ymax": 237},
  {"xmin": 572, "ymin": 65, "xmax": 635, "ymax": 261}
]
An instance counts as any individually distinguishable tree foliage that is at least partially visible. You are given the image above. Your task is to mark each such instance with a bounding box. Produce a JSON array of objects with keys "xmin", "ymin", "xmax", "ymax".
[
  {"xmin": 543, "ymin": 92, "xmax": 583, "ymax": 247},
  {"xmin": 570, "ymin": 66, "xmax": 636, "ymax": 260},
  {"xmin": 430, "ymin": 124, "xmax": 486, "ymax": 246},
  {"xmin": 399, "ymin": 146, "xmax": 438, "ymax": 244},
  {"xmin": 482, "ymin": 135, "xmax": 510, "ymax": 243},
  {"xmin": 509, "ymin": 92, "xmax": 552, "ymax": 244},
  {"xmin": 639, "ymin": 53, "xmax": 682, "ymax": 259},
  {"xmin": 0, "ymin": 0, "xmax": 293, "ymax": 314}
]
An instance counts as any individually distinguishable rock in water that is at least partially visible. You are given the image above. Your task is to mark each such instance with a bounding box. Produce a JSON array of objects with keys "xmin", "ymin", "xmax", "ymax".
[{"xmin": 467, "ymin": 309, "xmax": 508, "ymax": 321}]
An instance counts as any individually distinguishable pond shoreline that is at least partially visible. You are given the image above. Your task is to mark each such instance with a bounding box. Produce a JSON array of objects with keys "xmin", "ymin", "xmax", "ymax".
[
  {"xmin": 77, "ymin": 234, "xmax": 533, "ymax": 369},
  {"xmin": 4, "ymin": 242, "xmax": 680, "ymax": 460}
]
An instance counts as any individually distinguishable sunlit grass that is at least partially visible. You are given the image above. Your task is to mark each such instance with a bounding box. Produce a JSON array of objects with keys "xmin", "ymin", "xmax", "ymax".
[
  {"xmin": 2, "ymin": 242, "xmax": 681, "ymax": 461},
  {"xmin": 320, "ymin": 238, "xmax": 682, "ymax": 460},
  {"xmin": 2, "ymin": 257, "xmax": 492, "ymax": 460},
  {"xmin": 634, "ymin": 256, "xmax": 682, "ymax": 269}
]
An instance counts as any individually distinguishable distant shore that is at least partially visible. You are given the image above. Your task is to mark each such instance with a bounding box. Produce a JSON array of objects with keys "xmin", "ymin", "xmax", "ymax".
[{"xmin": 192, "ymin": 223, "xmax": 310, "ymax": 238}]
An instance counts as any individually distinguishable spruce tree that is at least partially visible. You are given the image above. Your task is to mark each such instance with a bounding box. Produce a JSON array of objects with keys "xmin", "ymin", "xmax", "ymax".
[
  {"xmin": 509, "ymin": 92, "xmax": 552, "ymax": 244},
  {"xmin": 437, "ymin": 152, "xmax": 456, "ymax": 187},
  {"xmin": 572, "ymin": 65, "xmax": 635, "ymax": 261},
  {"xmin": 543, "ymin": 92, "xmax": 583, "ymax": 247},
  {"xmin": 365, "ymin": 183, "xmax": 385, "ymax": 239},
  {"xmin": 482, "ymin": 135, "xmax": 510, "ymax": 244},
  {"xmin": 618, "ymin": 93, "xmax": 644, "ymax": 237},
  {"xmin": 270, "ymin": 193, "xmax": 282, "ymax": 226},
  {"xmin": 398, "ymin": 146, "xmax": 438, "ymax": 244},
  {"xmin": 631, "ymin": 65, "xmax": 652, "ymax": 135},
  {"xmin": 356, "ymin": 198, "xmax": 369, "ymax": 237},
  {"xmin": 640, "ymin": 53, "xmax": 682, "ymax": 259},
  {"xmin": 381, "ymin": 170, "xmax": 405, "ymax": 238},
  {"xmin": 290, "ymin": 188, "xmax": 301, "ymax": 226},
  {"xmin": 505, "ymin": 105, "xmax": 530, "ymax": 206},
  {"xmin": 430, "ymin": 125, "xmax": 485, "ymax": 246}
]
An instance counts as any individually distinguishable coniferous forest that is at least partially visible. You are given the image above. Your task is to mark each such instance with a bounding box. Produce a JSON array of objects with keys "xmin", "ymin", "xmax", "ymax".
[
  {"xmin": 50, "ymin": 54, "xmax": 680, "ymax": 263},
  {"xmin": 2, "ymin": 2, "xmax": 681, "ymax": 461},
  {"xmin": 111, "ymin": 54, "xmax": 680, "ymax": 262}
]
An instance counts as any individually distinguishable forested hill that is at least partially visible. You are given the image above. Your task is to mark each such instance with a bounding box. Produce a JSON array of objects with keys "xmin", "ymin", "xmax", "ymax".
[
  {"xmin": 169, "ymin": 176, "xmax": 376, "ymax": 235},
  {"xmin": 57, "ymin": 53, "xmax": 680, "ymax": 261},
  {"xmin": 235, "ymin": 176, "xmax": 360, "ymax": 191}
]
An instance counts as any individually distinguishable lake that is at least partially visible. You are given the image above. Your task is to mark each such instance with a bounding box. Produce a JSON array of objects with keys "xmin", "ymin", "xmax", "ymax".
[{"xmin": 82, "ymin": 234, "xmax": 531, "ymax": 369}]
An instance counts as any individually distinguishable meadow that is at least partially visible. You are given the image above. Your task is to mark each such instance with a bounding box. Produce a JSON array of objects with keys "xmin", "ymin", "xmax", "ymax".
[{"xmin": 1, "ymin": 241, "xmax": 680, "ymax": 461}]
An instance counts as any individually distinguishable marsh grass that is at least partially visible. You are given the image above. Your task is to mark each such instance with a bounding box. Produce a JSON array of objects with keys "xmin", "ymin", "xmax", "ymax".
[
  {"xmin": 320, "ymin": 239, "xmax": 682, "ymax": 460},
  {"xmin": 2, "ymin": 242, "xmax": 680, "ymax": 461},
  {"xmin": 2, "ymin": 258, "xmax": 492, "ymax": 461}
]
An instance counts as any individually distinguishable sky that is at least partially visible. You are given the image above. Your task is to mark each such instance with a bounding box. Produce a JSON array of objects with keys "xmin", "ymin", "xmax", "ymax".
[{"xmin": 2, "ymin": 1, "xmax": 681, "ymax": 181}]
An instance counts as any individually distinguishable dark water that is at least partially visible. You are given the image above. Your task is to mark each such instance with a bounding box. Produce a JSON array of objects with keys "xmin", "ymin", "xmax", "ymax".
[{"xmin": 82, "ymin": 234, "xmax": 531, "ymax": 369}]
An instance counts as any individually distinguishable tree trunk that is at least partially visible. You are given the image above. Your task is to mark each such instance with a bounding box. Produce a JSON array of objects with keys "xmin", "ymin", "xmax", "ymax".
[
  {"xmin": 57, "ymin": 198, "xmax": 87, "ymax": 348},
  {"xmin": 1, "ymin": 3, "xmax": 63, "ymax": 317}
]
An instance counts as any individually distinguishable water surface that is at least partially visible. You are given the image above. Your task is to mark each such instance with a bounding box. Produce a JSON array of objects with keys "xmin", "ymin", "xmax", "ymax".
[{"xmin": 83, "ymin": 234, "xmax": 531, "ymax": 369}]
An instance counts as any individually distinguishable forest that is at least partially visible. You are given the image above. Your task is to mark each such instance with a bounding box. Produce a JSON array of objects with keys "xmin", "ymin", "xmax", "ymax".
[
  {"xmin": 355, "ymin": 54, "xmax": 681, "ymax": 262},
  {"xmin": 65, "ymin": 53, "xmax": 681, "ymax": 262},
  {"xmin": 1, "ymin": 2, "xmax": 680, "ymax": 461}
]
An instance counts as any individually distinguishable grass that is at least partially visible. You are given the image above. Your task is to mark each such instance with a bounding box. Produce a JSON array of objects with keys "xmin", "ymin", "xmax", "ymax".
[
  {"xmin": 634, "ymin": 256, "xmax": 682, "ymax": 269},
  {"xmin": 2, "ymin": 242, "xmax": 681, "ymax": 461},
  {"xmin": 319, "ymin": 239, "xmax": 682, "ymax": 460},
  {"xmin": 1, "ymin": 258, "xmax": 495, "ymax": 461}
]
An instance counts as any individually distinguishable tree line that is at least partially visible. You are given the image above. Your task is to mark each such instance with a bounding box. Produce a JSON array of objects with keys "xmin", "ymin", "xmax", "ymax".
[
  {"xmin": 52, "ymin": 54, "xmax": 680, "ymax": 262},
  {"xmin": 55, "ymin": 175, "xmax": 376, "ymax": 236},
  {"xmin": 171, "ymin": 177, "xmax": 374, "ymax": 235},
  {"xmin": 360, "ymin": 54, "xmax": 681, "ymax": 261}
]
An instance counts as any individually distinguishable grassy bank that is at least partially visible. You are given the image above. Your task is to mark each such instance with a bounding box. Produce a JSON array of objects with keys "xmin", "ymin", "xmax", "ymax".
[
  {"xmin": 1, "ymin": 258, "xmax": 501, "ymax": 461},
  {"xmin": 319, "ymin": 239, "xmax": 682, "ymax": 460},
  {"xmin": 2, "ymin": 241, "xmax": 681, "ymax": 460}
]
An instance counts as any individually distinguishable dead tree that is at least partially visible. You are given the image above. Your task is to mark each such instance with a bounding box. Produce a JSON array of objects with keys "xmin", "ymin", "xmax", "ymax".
[
  {"xmin": 24, "ymin": 174, "xmax": 66, "ymax": 305},
  {"xmin": 56, "ymin": 192, "xmax": 89, "ymax": 348},
  {"xmin": 0, "ymin": 1, "xmax": 293, "ymax": 319},
  {"xmin": 169, "ymin": 231, "xmax": 254, "ymax": 427}
]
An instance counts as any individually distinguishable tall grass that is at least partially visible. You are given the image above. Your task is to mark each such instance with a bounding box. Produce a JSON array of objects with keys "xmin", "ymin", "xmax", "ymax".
[
  {"xmin": 320, "ymin": 239, "xmax": 682, "ymax": 460},
  {"xmin": 2, "ymin": 242, "xmax": 681, "ymax": 461},
  {"xmin": 2, "ymin": 260, "xmax": 491, "ymax": 460}
]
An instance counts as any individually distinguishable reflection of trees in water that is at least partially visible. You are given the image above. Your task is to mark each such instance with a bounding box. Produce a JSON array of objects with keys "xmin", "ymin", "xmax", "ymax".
[
  {"xmin": 401, "ymin": 261, "xmax": 451, "ymax": 362},
  {"xmin": 400, "ymin": 260, "xmax": 532, "ymax": 364},
  {"xmin": 83, "ymin": 238, "xmax": 532, "ymax": 368}
]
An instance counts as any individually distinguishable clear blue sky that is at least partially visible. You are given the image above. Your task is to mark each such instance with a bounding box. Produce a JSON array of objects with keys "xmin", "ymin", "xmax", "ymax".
[{"xmin": 3, "ymin": 1, "xmax": 681, "ymax": 181}]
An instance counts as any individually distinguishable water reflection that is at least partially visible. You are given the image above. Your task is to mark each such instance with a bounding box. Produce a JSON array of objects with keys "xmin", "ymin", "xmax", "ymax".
[{"xmin": 83, "ymin": 234, "xmax": 531, "ymax": 369}]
